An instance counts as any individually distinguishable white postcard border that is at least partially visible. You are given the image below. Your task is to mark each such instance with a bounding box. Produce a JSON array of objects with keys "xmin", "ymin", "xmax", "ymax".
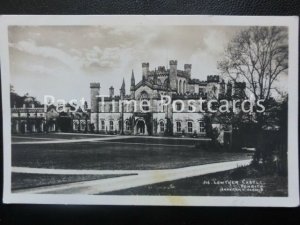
[{"xmin": 1, "ymin": 15, "xmax": 299, "ymax": 207}]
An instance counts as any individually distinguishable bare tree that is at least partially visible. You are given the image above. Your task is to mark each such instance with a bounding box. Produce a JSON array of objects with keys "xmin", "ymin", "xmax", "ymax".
[
  {"xmin": 218, "ymin": 26, "xmax": 288, "ymax": 104},
  {"xmin": 218, "ymin": 27, "xmax": 289, "ymax": 164}
]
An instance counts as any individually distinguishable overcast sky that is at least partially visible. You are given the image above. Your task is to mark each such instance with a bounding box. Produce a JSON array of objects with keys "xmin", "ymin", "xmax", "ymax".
[{"xmin": 8, "ymin": 25, "xmax": 265, "ymax": 104}]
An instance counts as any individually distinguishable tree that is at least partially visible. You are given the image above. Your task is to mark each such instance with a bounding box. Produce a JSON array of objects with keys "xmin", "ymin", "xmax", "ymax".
[
  {"xmin": 218, "ymin": 27, "xmax": 288, "ymax": 163},
  {"xmin": 218, "ymin": 26, "xmax": 288, "ymax": 105}
]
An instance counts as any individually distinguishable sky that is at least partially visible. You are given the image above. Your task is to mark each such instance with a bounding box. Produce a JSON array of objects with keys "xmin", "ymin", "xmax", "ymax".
[{"xmin": 8, "ymin": 25, "xmax": 287, "ymax": 104}]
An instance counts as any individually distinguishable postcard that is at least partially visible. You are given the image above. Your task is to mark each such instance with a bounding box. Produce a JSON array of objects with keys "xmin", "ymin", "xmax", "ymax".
[{"xmin": 1, "ymin": 15, "xmax": 298, "ymax": 206}]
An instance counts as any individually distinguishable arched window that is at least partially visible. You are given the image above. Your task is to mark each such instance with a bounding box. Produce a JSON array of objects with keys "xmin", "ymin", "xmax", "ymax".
[
  {"xmin": 140, "ymin": 91, "xmax": 149, "ymax": 99},
  {"xmin": 125, "ymin": 120, "xmax": 130, "ymax": 131},
  {"xmin": 160, "ymin": 121, "xmax": 165, "ymax": 132},
  {"xmin": 176, "ymin": 102, "xmax": 182, "ymax": 111},
  {"xmin": 101, "ymin": 120, "xmax": 105, "ymax": 130},
  {"xmin": 187, "ymin": 121, "xmax": 193, "ymax": 133},
  {"xmin": 183, "ymin": 80, "xmax": 186, "ymax": 93},
  {"xmin": 109, "ymin": 120, "xmax": 114, "ymax": 131},
  {"xmin": 179, "ymin": 80, "xmax": 182, "ymax": 93},
  {"xmin": 176, "ymin": 121, "xmax": 181, "ymax": 132}
]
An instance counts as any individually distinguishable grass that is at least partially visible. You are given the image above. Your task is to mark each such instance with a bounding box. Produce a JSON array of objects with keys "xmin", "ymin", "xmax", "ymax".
[
  {"xmin": 12, "ymin": 133, "xmax": 108, "ymax": 142},
  {"xmin": 106, "ymin": 165, "xmax": 287, "ymax": 197},
  {"xmin": 12, "ymin": 137, "xmax": 252, "ymax": 170},
  {"xmin": 11, "ymin": 173, "xmax": 134, "ymax": 190}
]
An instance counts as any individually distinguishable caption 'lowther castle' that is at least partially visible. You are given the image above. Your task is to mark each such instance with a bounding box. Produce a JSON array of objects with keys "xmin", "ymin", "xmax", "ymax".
[{"xmin": 90, "ymin": 60, "xmax": 246, "ymax": 136}]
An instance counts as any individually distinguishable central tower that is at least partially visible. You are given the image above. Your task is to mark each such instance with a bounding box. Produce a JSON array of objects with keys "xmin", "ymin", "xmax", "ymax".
[{"xmin": 169, "ymin": 60, "xmax": 178, "ymax": 91}]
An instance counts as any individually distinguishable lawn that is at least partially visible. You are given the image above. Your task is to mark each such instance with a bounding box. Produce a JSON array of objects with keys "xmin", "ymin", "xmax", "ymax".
[
  {"xmin": 12, "ymin": 133, "xmax": 108, "ymax": 142},
  {"xmin": 12, "ymin": 136, "xmax": 252, "ymax": 170}
]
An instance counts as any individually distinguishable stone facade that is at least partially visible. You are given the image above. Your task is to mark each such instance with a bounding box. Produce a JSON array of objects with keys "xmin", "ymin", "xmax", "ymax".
[
  {"xmin": 90, "ymin": 60, "xmax": 246, "ymax": 136},
  {"xmin": 11, "ymin": 96, "xmax": 91, "ymax": 133}
]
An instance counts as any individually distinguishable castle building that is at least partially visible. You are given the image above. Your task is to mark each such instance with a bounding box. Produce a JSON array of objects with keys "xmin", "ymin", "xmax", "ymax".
[
  {"xmin": 90, "ymin": 60, "xmax": 246, "ymax": 136},
  {"xmin": 11, "ymin": 97, "xmax": 46, "ymax": 133},
  {"xmin": 11, "ymin": 95, "xmax": 91, "ymax": 134}
]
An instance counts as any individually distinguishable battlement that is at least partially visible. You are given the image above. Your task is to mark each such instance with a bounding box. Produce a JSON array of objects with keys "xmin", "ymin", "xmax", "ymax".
[
  {"xmin": 189, "ymin": 79, "xmax": 207, "ymax": 85},
  {"xmin": 169, "ymin": 60, "xmax": 177, "ymax": 65},
  {"xmin": 142, "ymin": 62, "xmax": 149, "ymax": 68},
  {"xmin": 157, "ymin": 66, "xmax": 166, "ymax": 71},
  {"xmin": 184, "ymin": 64, "xmax": 192, "ymax": 69},
  {"xmin": 207, "ymin": 75, "xmax": 220, "ymax": 83},
  {"xmin": 90, "ymin": 83, "xmax": 100, "ymax": 88}
]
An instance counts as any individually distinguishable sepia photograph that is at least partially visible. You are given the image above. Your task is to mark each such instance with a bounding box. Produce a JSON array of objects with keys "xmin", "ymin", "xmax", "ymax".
[{"xmin": 0, "ymin": 15, "xmax": 298, "ymax": 206}]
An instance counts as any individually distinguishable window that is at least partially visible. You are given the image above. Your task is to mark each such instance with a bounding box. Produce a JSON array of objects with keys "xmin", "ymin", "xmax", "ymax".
[
  {"xmin": 109, "ymin": 121, "xmax": 114, "ymax": 131},
  {"xmin": 199, "ymin": 88, "xmax": 204, "ymax": 94},
  {"xmin": 188, "ymin": 121, "xmax": 193, "ymax": 133},
  {"xmin": 73, "ymin": 121, "xmax": 79, "ymax": 130},
  {"xmin": 199, "ymin": 121, "xmax": 205, "ymax": 133},
  {"xmin": 125, "ymin": 120, "xmax": 130, "ymax": 131},
  {"xmin": 101, "ymin": 120, "xmax": 105, "ymax": 130},
  {"xmin": 176, "ymin": 103, "xmax": 182, "ymax": 111},
  {"xmin": 141, "ymin": 91, "xmax": 149, "ymax": 99},
  {"xmin": 160, "ymin": 121, "xmax": 165, "ymax": 132},
  {"xmin": 81, "ymin": 121, "xmax": 86, "ymax": 131},
  {"xmin": 141, "ymin": 100, "xmax": 150, "ymax": 112},
  {"xmin": 188, "ymin": 106, "xmax": 193, "ymax": 111},
  {"xmin": 179, "ymin": 80, "xmax": 182, "ymax": 93},
  {"xmin": 176, "ymin": 121, "xmax": 181, "ymax": 132},
  {"xmin": 109, "ymin": 104, "xmax": 113, "ymax": 112}
]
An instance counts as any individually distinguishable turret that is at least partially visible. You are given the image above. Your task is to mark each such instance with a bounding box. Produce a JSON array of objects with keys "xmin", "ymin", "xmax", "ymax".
[
  {"xmin": 90, "ymin": 82, "xmax": 100, "ymax": 113},
  {"xmin": 233, "ymin": 82, "xmax": 246, "ymax": 99},
  {"xmin": 219, "ymin": 79, "xmax": 226, "ymax": 99},
  {"xmin": 109, "ymin": 86, "xmax": 114, "ymax": 98},
  {"xmin": 142, "ymin": 62, "xmax": 149, "ymax": 80},
  {"xmin": 184, "ymin": 64, "xmax": 192, "ymax": 79},
  {"xmin": 169, "ymin": 60, "xmax": 177, "ymax": 91},
  {"xmin": 120, "ymin": 78, "xmax": 126, "ymax": 99},
  {"xmin": 153, "ymin": 68, "xmax": 158, "ymax": 85}
]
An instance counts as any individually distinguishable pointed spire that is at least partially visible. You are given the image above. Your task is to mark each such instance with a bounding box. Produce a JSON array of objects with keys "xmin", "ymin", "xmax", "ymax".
[
  {"xmin": 131, "ymin": 70, "xmax": 135, "ymax": 86},
  {"xmin": 121, "ymin": 78, "xmax": 125, "ymax": 89},
  {"xmin": 120, "ymin": 78, "xmax": 126, "ymax": 98}
]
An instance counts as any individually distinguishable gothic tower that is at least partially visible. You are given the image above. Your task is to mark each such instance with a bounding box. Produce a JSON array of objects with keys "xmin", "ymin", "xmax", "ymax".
[
  {"xmin": 184, "ymin": 64, "xmax": 192, "ymax": 79},
  {"xmin": 90, "ymin": 82, "xmax": 100, "ymax": 131},
  {"xmin": 109, "ymin": 86, "xmax": 114, "ymax": 98},
  {"xmin": 169, "ymin": 60, "xmax": 178, "ymax": 91}
]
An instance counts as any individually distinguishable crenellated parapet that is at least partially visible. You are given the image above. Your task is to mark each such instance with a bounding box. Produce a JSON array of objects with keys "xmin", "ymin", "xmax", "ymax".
[
  {"xmin": 207, "ymin": 75, "xmax": 220, "ymax": 83},
  {"xmin": 169, "ymin": 60, "xmax": 177, "ymax": 65}
]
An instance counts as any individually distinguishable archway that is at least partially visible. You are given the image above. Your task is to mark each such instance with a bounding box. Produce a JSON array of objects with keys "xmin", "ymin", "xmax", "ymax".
[
  {"xmin": 136, "ymin": 120, "xmax": 145, "ymax": 134},
  {"xmin": 134, "ymin": 119, "xmax": 148, "ymax": 135}
]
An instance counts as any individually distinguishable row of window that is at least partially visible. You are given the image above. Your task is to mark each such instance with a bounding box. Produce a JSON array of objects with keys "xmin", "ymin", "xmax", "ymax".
[
  {"xmin": 101, "ymin": 120, "xmax": 114, "ymax": 131},
  {"xmin": 176, "ymin": 121, "xmax": 205, "ymax": 133},
  {"xmin": 100, "ymin": 120, "xmax": 205, "ymax": 133}
]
